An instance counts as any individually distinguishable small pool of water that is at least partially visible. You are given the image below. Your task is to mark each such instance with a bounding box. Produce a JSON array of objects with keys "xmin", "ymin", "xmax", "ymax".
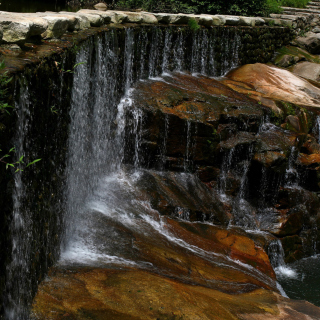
[
  {"xmin": 0, "ymin": 0, "xmax": 74, "ymax": 13},
  {"xmin": 276, "ymin": 255, "xmax": 320, "ymax": 307}
]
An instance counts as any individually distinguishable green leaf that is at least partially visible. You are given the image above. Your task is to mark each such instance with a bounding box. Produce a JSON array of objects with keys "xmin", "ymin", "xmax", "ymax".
[{"xmin": 26, "ymin": 158, "xmax": 42, "ymax": 167}]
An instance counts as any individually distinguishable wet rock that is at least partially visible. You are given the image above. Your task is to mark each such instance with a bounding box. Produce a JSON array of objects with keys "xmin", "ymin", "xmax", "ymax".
[
  {"xmin": 132, "ymin": 169, "xmax": 230, "ymax": 225},
  {"xmin": 281, "ymin": 235, "xmax": 304, "ymax": 263},
  {"xmin": 218, "ymin": 131, "xmax": 256, "ymax": 152},
  {"xmin": 252, "ymin": 151, "xmax": 287, "ymax": 172},
  {"xmin": 297, "ymin": 153, "xmax": 320, "ymax": 167},
  {"xmin": 301, "ymin": 135, "xmax": 320, "ymax": 154},
  {"xmin": 284, "ymin": 115, "xmax": 302, "ymax": 132},
  {"xmin": 297, "ymin": 153, "xmax": 320, "ymax": 191},
  {"xmin": 274, "ymin": 204, "xmax": 307, "ymax": 236},
  {"xmin": 31, "ymin": 265, "xmax": 320, "ymax": 319},
  {"xmin": 291, "ymin": 61, "xmax": 320, "ymax": 82}
]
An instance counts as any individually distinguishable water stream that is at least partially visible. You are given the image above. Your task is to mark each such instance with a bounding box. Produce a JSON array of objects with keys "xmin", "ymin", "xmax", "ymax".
[{"xmin": 4, "ymin": 25, "xmax": 319, "ymax": 319}]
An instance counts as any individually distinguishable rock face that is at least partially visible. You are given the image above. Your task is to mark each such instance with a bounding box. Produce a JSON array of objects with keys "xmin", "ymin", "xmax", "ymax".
[
  {"xmin": 123, "ymin": 71, "xmax": 320, "ymax": 263},
  {"xmin": 31, "ymin": 267, "xmax": 320, "ymax": 320},
  {"xmin": 225, "ymin": 63, "xmax": 320, "ymax": 108}
]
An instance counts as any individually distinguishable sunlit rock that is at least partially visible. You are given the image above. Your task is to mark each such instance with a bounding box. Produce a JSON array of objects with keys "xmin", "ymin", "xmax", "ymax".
[
  {"xmin": 78, "ymin": 9, "xmax": 112, "ymax": 24},
  {"xmin": 59, "ymin": 11, "xmax": 91, "ymax": 29},
  {"xmin": 291, "ymin": 61, "xmax": 320, "ymax": 82},
  {"xmin": 94, "ymin": 2, "xmax": 108, "ymax": 11},
  {"xmin": 226, "ymin": 63, "xmax": 320, "ymax": 108},
  {"xmin": 41, "ymin": 15, "xmax": 69, "ymax": 39}
]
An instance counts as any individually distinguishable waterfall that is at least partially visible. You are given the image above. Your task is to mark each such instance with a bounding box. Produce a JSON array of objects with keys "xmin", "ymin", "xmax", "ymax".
[
  {"xmin": 5, "ymin": 77, "xmax": 32, "ymax": 320},
  {"xmin": 2, "ymin": 26, "xmax": 250, "ymax": 319}
]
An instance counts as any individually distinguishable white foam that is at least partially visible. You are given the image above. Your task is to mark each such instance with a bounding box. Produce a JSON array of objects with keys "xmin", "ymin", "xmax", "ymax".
[{"xmin": 275, "ymin": 265, "xmax": 297, "ymax": 278}]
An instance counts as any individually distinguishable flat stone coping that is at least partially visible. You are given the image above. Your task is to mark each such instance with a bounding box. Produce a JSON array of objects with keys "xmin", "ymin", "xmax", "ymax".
[{"xmin": 0, "ymin": 9, "xmax": 294, "ymax": 45}]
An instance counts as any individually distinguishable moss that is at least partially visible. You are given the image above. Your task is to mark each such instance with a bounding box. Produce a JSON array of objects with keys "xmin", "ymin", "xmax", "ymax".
[{"xmin": 274, "ymin": 46, "xmax": 320, "ymax": 65}]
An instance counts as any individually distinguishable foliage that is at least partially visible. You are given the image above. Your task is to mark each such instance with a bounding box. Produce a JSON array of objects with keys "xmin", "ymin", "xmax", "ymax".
[
  {"xmin": 56, "ymin": 61, "xmax": 86, "ymax": 74},
  {"xmin": 0, "ymin": 60, "xmax": 41, "ymax": 172},
  {"xmin": 279, "ymin": 0, "xmax": 309, "ymax": 8},
  {"xmin": 0, "ymin": 60, "xmax": 13, "ymax": 114},
  {"xmin": 188, "ymin": 18, "xmax": 200, "ymax": 31},
  {"xmin": 0, "ymin": 147, "xmax": 41, "ymax": 172},
  {"xmin": 114, "ymin": 0, "xmax": 307, "ymax": 16}
]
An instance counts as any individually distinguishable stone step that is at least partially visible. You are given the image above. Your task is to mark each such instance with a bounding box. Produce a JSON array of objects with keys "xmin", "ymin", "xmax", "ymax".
[
  {"xmin": 281, "ymin": 6, "xmax": 320, "ymax": 14},
  {"xmin": 307, "ymin": 5, "xmax": 320, "ymax": 10},
  {"xmin": 309, "ymin": 2, "xmax": 320, "ymax": 5}
]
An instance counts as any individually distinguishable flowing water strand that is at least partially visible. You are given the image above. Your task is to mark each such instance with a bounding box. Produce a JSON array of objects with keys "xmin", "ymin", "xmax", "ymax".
[
  {"xmin": 162, "ymin": 28, "xmax": 172, "ymax": 74},
  {"xmin": 124, "ymin": 28, "xmax": 135, "ymax": 93},
  {"xmin": 149, "ymin": 27, "xmax": 161, "ymax": 78},
  {"xmin": 219, "ymin": 148, "xmax": 235, "ymax": 200},
  {"xmin": 5, "ymin": 77, "xmax": 32, "ymax": 320},
  {"xmin": 173, "ymin": 30, "xmax": 185, "ymax": 71}
]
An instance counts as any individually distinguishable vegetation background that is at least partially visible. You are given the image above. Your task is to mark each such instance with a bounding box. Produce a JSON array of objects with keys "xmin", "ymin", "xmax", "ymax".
[{"xmin": 111, "ymin": 0, "xmax": 309, "ymax": 16}]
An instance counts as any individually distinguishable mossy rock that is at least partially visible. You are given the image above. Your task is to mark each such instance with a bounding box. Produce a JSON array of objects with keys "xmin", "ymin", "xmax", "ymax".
[{"xmin": 274, "ymin": 46, "xmax": 320, "ymax": 68}]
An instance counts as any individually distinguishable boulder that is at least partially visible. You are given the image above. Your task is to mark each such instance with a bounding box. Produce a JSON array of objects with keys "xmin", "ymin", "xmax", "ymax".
[
  {"xmin": 41, "ymin": 16, "xmax": 69, "ymax": 39},
  {"xmin": 216, "ymin": 15, "xmax": 239, "ymax": 26},
  {"xmin": 295, "ymin": 32, "xmax": 320, "ymax": 54},
  {"xmin": 59, "ymin": 12, "xmax": 90, "ymax": 29},
  {"xmin": 67, "ymin": 11, "xmax": 104, "ymax": 27},
  {"xmin": 77, "ymin": 9, "xmax": 112, "ymax": 24},
  {"xmin": 141, "ymin": 13, "xmax": 158, "ymax": 24},
  {"xmin": 291, "ymin": 61, "xmax": 320, "ymax": 82},
  {"xmin": 56, "ymin": 15, "xmax": 79, "ymax": 31},
  {"xmin": 0, "ymin": 17, "xmax": 31, "ymax": 43},
  {"xmin": 152, "ymin": 13, "xmax": 173, "ymax": 24},
  {"xmin": 169, "ymin": 14, "xmax": 190, "ymax": 24},
  {"xmin": 226, "ymin": 63, "xmax": 320, "ymax": 108},
  {"xmin": 94, "ymin": 2, "xmax": 108, "ymax": 11},
  {"xmin": 239, "ymin": 16, "xmax": 255, "ymax": 26},
  {"xmin": 124, "ymin": 12, "xmax": 143, "ymax": 24},
  {"xmin": 104, "ymin": 10, "xmax": 128, "ymax": 23},
  {"xmin": 254, "ymin": 17, "xmax": 265, "ymax": 26},
  {"xmin": 301, "ymin": 135, "xmax": 320, "ymax": 154},
  {"xmin": 198, "ymin": 16, "xmax": 214, "ymax": 27}
]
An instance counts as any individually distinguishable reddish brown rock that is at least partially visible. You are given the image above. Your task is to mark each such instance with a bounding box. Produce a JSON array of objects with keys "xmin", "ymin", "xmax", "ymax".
[{"xmin": 226, "ymin": 63, "xmax": 320, "ymax": 108}]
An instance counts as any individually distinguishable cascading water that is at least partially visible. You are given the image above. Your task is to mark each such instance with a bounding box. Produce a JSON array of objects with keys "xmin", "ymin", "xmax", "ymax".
[
  {"xmin": 5, "ymin": 77, "xmax": 32, "ymax": 320},
  {"xmin": 5, "ymin": 24, "xmax": 310, "ymax": 319}
]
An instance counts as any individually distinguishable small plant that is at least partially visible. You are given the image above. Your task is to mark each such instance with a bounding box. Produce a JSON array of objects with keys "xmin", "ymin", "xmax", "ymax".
[
  {"xmin": 0, "ymin": 61, "xmax": 42, "ymax": 172},
  {"xmin": 55, "ymin": 61, "xmax": 86, "ymax": 74},
  {"xmin": 267, "ymin": 19, "xmax": 275, "ymax": 27},
  {"xmin": 207, "ymin": 128, "xmax": 218, "ymax": 144},
  {"xmin": 0, "ymin": 147, "xmax": 41, "ymax": 172},
  {"xmin": 51, "ymin": 105, "xmax": 58, "ymax": 114},
  {"xmin": 0, "ymin": 60, "xmax": 13, "ymax": 114},
  {"xmin": 188, "ymin": 18, "xmax": 200, "ymax": 32}
]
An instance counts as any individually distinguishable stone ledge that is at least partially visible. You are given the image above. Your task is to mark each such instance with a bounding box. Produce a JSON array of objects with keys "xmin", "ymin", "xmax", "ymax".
[
  {"xmin": 0, "ymin": 8, "xmax": 306, "ymax": 46},
  {"xmin": 0, "ymin": 9, "xmax": 274, "ymax": 44}
]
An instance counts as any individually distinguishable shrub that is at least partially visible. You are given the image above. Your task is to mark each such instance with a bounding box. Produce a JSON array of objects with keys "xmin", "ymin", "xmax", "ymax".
[{"xmin": 114, "ymin": 0, "xmax": 306, "ymax": 16}]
